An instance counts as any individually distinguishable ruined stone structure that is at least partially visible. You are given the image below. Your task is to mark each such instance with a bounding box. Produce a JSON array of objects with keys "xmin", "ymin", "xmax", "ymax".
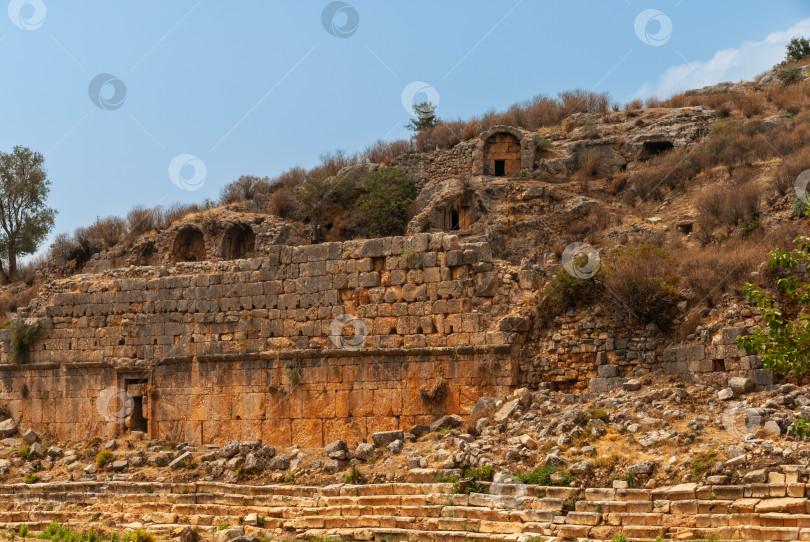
[
  {"xmin": 0, "ymin": 234, "xmax": 528, "ymax": 446},
  {"xmin": 84, "ymin": 213, "xmax": 303, "ymax": 273}
]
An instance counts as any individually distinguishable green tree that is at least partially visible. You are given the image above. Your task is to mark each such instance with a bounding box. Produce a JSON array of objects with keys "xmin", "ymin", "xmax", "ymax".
[
  {"xmin": 358, "ymin": 167, "xmax": 416, "ymax": 237},
  {"xmin": 406, "ymin": 102, "xmax": 439, "ymax": 134},
  {"xmin": 0, "ymin": 146, "xmax": 56, "ymax": 278},
  {"xmin": 787, "ymin": 37, "xmax": 810, "ymax": 62},
  {"xmin": 738, "ymin": 235, "xmax": 810, "ymax": 376}
]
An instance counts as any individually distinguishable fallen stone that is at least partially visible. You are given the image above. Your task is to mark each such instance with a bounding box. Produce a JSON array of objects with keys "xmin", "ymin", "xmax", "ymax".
[
  {"xmin": 628, "ymin": 461, "xmax": 655, "ymax": 475},
  {"xmin": 371, "ymin": 430, "xmax": 405, "ymax": 448},
  {"xmin": 429, "ymin": 415, "xmax": 462, "ymax": 433},
  {"xmin": 266, "ymin": 453, "xmax": 291, "ymax": 471},
  {"xmin": 387, "ymin": 439, "xmax": 403, "ymax": 454},
  {"xmin": 169, "ymin": 451, "xmax": 193, "ymax": 470},
  {"xmin": 323, "ymin": 459, "xmax": 341, "ymax": 474},
  {"xmin": 109, "ymin": 460, "xmax": 128, "ymax": 472},
  {"xmin": 763, "ymin": 421, "xmax": 781, "ymax": 436},
  {"xmin": 21, "ymin": 429, "xmax": 38, "ymax": 445},
  {"xmin": 623, "ymin": 379, "xmax": 641, "ymax": 392},
  {"xmin": 104, "ymin": 440, "xmax": 118, "ymax": 451},
  {"xmin": 743, "ymin": 469, "xmax": 767, "ymax": 484},
  {"xmin": 354, "ymin": 443, "xmax": 375, "ymax": 461},
  {"xmin": 728, "ymin": 377, "xmax": 754, "ymax": 395},
  {"xmin": 717, "ymin": 388, "xmax": 734, "ymax": 401},
  {"xmin": 409, "ymin": 424, "xmax": 431, "ymax": 438},
  {"xmin": 0, "ymin": 419, "xmax": 17, "ymax": 439},
  {"xmin": 325, "ymin": 440, "xmax": 349, "ymax": 460},
  {"xmin": 493, "ymin": 400, "xmax": 519, "ymax": 423},
  {"xmin": 216, "ymin": 440, "xmax": 241, "ymax": 459},
  {"xmin": 213, "ymin": 528, "xmax": 244, "ymax": 542}
]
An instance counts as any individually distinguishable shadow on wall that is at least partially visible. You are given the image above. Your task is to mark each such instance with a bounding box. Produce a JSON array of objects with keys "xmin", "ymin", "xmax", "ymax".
[
  {"xmin": 171, "ymin": 227, "xmax": 206, "ymax": 262},
  {"xmin": 221, "ymin": 223, "xmax": 256, "ymax": 260}
]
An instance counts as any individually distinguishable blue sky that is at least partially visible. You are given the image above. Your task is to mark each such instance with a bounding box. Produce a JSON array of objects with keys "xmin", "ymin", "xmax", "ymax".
[{"xmin": 0, "ymin": 1, "xmax": 808, "ymax": 252}]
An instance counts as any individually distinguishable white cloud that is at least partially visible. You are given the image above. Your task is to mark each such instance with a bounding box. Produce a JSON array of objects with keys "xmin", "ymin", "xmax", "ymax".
[{"xmin": 634, "ymin": 17, "xmax": 810, "ymax": 99}]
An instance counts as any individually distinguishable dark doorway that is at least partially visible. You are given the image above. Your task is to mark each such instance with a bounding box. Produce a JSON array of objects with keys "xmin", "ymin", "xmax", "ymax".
[
  {"xmin": 171, "ymin": 227, "xmax": 206, "ymax": 262},
  {"xmin": 641, "ymin": 140, "xmax": 674, "ymax": 160},
  {"xmin": 221, "ymin": 223, "xmax": 256, "ymax": 260},
  {"xmin": 494, "ymin": 160, "xmax": 506, "ymax": 177},
  {"xmin": 450, "ymin": 209, "xmax": 460, "ymax": 230},
  {"xmin": 125, "ymin": 377, "xmax": 149, "ymax": 434},
  {"xmin": 129, "ymin": 396, "xmax": 148, "ymax": 433}
]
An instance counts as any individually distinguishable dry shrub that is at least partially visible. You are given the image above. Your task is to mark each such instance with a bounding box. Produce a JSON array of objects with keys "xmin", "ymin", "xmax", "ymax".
[
  {"xmin": 608, "ymin": 172, "xmax": 627, "ymax": 195},
  {"xmin": 362, "ymin": 139, "xmax": 413, "ymax": 164},
  {"xmin": 770, "ymin": 119, "xmax": 810, "ymax": 155},
  {"xmin": 274, "ymin": 167, "xmax": 307, "ymax": 189},
  {"xmin": 624, "ymin": 99, "xmax": 643, "ymax": 111},
  {"xmin": 268, "ymin": 188, "xmax": 297, "ymax": 219},
  {"xmin": 558, "ymin": 89, "xmax": 610, "ymax": 115},
  {"xmin": 602, "ymin": 244, "xmax": 679, "ymax": 330},
  {"xmin": 88, "ymin": 216, "xmax": 126, "ymax": 248},
  {"xmin": 577, "ymin": 150, "xmax": 604, "ymax": 177},
  {"xmin": 127, "ymin": 206, "xmax": 159, "ymax": 237},
  {"xmin": 774, "ymin": 146, "xmax": 810, "ymax": 196},
  {"xmin": 414, "ymin": 122, "xmax": 462, "ymax": 152},
  {"xmin": 767, "ymin": 82, "xmax": 810, "ymax": 112},
  {"xmin": 644, "ymin": 96, "xmax": 664, "ymax": 108},
  {"xmin": 219, "ymin": 175, "xmax": 271, "ymax": 204},
  {"xmin": 460, "ymin": 120, "xmax": 481, "ymax": 140},
  {"xmin": 627, "ymin": 148, "xmax": 700, "ymax": 201},
  {"xmin": 0, "ymin": 285, "xmax": 39, "ymax": 315},
  {"xmin": 733, "ymin": 92, "xmax": 766, "ymax": 118},
  {"xmin": 565, "ymin": 205, "xmax": 613, "ymax": 240},
  {"xmin": 307, "ymin": 150, "xmax": 360, "ymax": 180},
  {"xmin": 160, "ymin": 202, "xmax": 202, "ymax": 227},
  {"xmin": 695, "ymin": 184, "xmax": 760, "ymax": 243},
  {"xmin": 676, "ymin": 239, "xmax": 763, "ymax": 307}
]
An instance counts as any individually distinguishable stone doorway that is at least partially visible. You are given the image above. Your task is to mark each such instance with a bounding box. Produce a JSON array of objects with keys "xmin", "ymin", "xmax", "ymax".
[
  {"xmin": 484, "ymin": 132, "xmax": 521, "ymax": 176},
  {"xmin": 125, "ymin": 377, "xmax": 149, "ymax": 434}
]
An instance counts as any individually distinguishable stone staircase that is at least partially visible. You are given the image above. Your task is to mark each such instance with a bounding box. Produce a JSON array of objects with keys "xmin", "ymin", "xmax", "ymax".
[{"xmin": 0, "ymin": 480, "xmax": 809, "ymax": 541}]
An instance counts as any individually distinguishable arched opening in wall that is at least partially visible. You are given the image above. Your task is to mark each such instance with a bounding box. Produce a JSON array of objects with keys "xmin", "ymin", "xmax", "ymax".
[
  {"xmin": 171, "ymin": 227, "xmax": 206, "ymax": 262},
  {"xmin": 640, "ymin": 140, "xmax": 673, "ymax": 160},
  {"xmin": 484, "ymin": 132, "xmax": 521, "ymax": 176},
  {"xmin": 221, "ymin": 223, "xmax": 256, "ymax": 260}
]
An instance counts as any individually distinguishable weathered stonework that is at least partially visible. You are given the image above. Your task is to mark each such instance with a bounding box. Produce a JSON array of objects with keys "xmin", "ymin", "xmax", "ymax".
[{"xmin": 0, "ymin": 233, "xmax": 526, "ymax": 446}]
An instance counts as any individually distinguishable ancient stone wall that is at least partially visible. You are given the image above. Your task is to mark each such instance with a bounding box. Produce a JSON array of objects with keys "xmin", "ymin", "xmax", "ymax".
[
  {"xmin": 83, "ymin": 213, "xmax": 302, "ymax": 273},
  {"xmin": 0, "ymin": 234, "xmax": 525, "ymax": 445},
  {"xmin": 391, "ymin": 142, "xmax": 477, "ymax": 183},
  {"xmin": 521, "ymin": 311, "xmax": 773, "ymax": 393}
]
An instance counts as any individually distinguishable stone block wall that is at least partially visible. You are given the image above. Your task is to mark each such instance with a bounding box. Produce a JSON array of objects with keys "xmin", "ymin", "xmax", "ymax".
[
  {"xmin": 0, "ymin": 233, "xmax": 524, "ymax": 445},
  {"xmin": 391, "ymin": 142, "xmax": 477, "ymax": 183},
  {"xmin": 522, "ymin": 312, "xmax": 773, "ymax": 393}
]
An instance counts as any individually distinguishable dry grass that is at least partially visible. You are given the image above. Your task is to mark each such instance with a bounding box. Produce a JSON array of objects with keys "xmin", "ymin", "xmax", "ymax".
[
  {"xmin": 695, "ymin": 183, "xmax": 760, "ymax": 243},
  {"xmin": 268, "ymin": 188, "xmax": 297, "ymax": 219}
]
